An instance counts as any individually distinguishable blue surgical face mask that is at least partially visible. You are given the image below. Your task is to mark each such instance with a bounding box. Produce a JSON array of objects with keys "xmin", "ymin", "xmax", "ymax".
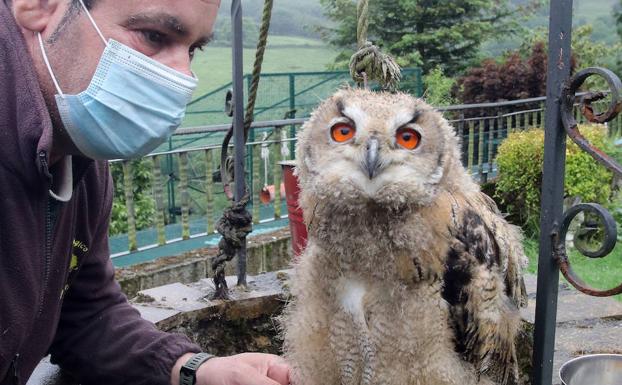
[{"xmin": 38, "ymin": 0, "xmax": 198, "ymax": 160}]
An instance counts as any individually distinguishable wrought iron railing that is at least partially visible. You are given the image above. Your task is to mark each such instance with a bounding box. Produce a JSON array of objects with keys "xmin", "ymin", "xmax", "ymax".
[
  {"xmin": 108, "ymin": 119, "xmax": 300, "ymax": 256},
  {"xmin": 108, "ymin": 96, "xmax": 622, "ymax": 257},
  {"xmin": 532, "ymin": 1, "xmax": 622, "ymax": 384}
]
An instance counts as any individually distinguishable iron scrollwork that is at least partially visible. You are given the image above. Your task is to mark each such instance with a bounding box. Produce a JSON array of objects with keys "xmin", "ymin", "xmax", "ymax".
[{"xmin": 555, "ymin": 67, "xmax": 622, "ymax": 297}]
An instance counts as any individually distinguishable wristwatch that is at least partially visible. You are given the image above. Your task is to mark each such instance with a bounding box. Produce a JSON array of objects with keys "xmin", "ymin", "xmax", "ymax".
[{"xmin": 180, "ymin": 352, "xmax": 215, "ymax": 385}]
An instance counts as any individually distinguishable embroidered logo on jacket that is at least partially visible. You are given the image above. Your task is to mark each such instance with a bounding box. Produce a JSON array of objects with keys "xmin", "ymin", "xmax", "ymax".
[{"xmin": 60, "ymin": 239, "xmax": 89, "ymax": 298}]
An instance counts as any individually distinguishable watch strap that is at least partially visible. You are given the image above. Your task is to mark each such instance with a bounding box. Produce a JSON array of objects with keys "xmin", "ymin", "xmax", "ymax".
[{"xmin": 180, "ymin": 352, "xmax": 214, "ymax": 385}]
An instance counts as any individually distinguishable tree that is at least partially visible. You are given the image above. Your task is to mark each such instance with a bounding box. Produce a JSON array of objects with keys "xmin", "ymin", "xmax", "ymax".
[
  {"xmin": 456, "ymin": 42, "xmax": 548, "ymax": 105},
  {"xmin": 519, "ymin": 24, "xmax": 619, "ymax": 70},
  {"xmin": 456, "ymin": 24, "xmax": 618, "ymax": 105},
  {"xmin": 212, "ymin": 17, "xmax": 260, "ymax": 48},
  {"xmin": 319, "ymin": 0, "xmax": 540, "ymax": 75},
  {"xmin": 422, "ymin": 66, "xmax": 456, "ymax": 106}
]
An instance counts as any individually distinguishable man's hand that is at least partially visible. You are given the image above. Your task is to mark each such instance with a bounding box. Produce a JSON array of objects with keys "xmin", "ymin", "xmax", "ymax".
[{"xmin": 171, "ymin": 352, "xmax": 290, "ymax": 385}]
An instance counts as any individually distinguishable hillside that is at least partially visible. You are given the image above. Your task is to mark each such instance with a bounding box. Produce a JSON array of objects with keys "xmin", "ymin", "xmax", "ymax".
[
  {"xmin": 215, "ymin": 0, "xmax": 330, "ymax": 39},
  {"xmin": 190, "ymin": 0, "xmax": 621, "ymax": 99},
  {"xmin": 484, "ymin": 0, "xmax": 620, "ymax": 55}
]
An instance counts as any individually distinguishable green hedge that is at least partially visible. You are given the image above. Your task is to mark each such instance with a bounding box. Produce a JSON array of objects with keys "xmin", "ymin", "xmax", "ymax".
[
  {"xmin": 495, "ymin": 124, "xmax": 613, "ymax": 236},
  {"xmin": 110, "ymin": 159, "xmax": 155, "ymax": 236}
]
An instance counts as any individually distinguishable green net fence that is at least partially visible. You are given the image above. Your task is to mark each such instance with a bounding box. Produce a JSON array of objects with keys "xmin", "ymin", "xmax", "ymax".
[{"xmin": 182, "ymin": 68, "xmax": 423, "ymax": 128}]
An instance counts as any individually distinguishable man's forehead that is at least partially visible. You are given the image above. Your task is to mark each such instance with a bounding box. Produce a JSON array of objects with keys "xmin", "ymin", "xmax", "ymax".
[
  {"xmin": 121, "ymin": 0, "xmax": 220, "ymax": 19},
  {"xmin": 120, "ymin": 0, "xmax": 220, "ymax": 38}
]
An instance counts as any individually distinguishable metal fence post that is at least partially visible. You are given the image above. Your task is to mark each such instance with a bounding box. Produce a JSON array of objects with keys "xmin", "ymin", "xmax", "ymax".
[
  {"xmin": 231, "ymin": 0, "xmax": 247, "ymax": 286},
  {"xmin": 532, "ymin": 1, "xmax": 573, "ymax": 384},
  {"xmin": 289, "ymin": 74, "xmax": 296, "ymax": 159},
  {"xmin": 247, "ymin": 74, "xmax": 255, "ymax": 205},
  {"xmin": 122, "ymin": 161, "xmax": 138, "ymax": 252},
  {"xmin": 166, "ymin": 137, "xmax": 176, "ymax": 224}
]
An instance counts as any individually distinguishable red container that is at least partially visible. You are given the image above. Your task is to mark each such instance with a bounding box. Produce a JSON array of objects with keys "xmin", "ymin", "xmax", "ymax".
[{"xmin": 280, "ymin": 161, "xmax": 308, "ymax": 257}]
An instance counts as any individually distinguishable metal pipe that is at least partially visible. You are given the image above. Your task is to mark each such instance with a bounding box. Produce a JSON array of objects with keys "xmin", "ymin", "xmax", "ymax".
[
  {"xmin": 174, "ymin": 118, "xmax": 309, "ymax": 136},
  {"xmin": 231, "ymin": 0, "xmax": 247, "ymax": 286},
  {"xmin": 531, "ymin": 1, "xmax": 573, "ymax": 384}
]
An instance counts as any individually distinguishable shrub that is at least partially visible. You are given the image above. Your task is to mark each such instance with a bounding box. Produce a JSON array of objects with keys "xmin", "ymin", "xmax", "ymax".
[
  {"xmin": 422, "ymin": 66, "xmax": 456, "ymax": 107},
  {"xmin": 495, "ymin": 124, "xmax": 613, "ymax": 236},
  {"xmin": 455, "ymin": 42, "xmax": 548, "ymax": 106},
  {"xmin": 110, "ymin": 159, "xmax": 156, "ymax": 236}
]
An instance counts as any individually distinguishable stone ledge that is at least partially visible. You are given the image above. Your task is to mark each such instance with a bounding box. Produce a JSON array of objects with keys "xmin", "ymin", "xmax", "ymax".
[
  {"xmin": 26, "ymin": 272, "xmax": 622, "ymax": 385},
  {"xmin": 521, "ymin": 274, "xmax": 622, "ymax": 384}
]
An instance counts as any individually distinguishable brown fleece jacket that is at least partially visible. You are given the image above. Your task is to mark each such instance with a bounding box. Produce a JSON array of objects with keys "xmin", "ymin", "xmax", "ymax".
[{"xmin": 0, "ymin": 2, "xmax": 200, "ymax": 384}]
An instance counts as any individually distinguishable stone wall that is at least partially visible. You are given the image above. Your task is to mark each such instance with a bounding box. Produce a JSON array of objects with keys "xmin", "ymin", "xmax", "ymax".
[{"xmin": 115, "ymin": 229, "xmax": 292, "ymax": 298}]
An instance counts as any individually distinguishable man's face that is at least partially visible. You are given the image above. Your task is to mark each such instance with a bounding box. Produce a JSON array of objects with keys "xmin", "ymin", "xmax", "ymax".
[{"xmin": 14, "ymin": 0, "xmax": 219, "ymax": 155}]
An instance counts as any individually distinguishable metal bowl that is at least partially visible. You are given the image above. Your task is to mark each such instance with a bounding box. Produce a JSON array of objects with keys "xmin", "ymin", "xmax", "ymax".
[{"xmin": 560, "ymin": 354, "xmax": 622, "ymax": 385}]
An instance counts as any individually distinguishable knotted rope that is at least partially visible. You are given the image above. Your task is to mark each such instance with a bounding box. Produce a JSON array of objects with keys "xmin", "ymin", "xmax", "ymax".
[
  {"xmin": 349, "ymin": 0, "xmax": 401, "ymax": 90},
  {"xmin": 214, "ymin": 0, "xmax": 273, "ymax": 299},
  {"xmin": 211, "ymin": 194, "xmax": 252, "ymax": 299}
]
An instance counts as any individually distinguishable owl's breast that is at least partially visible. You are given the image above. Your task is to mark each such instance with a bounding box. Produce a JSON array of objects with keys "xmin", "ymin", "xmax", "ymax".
[
  {"xmin": 336, "ymin": 277, "xmax": 368, "ymax": 323},
  {"xmin": 328, "ymin": 275, "xmax": 465, "ymax": 384}
]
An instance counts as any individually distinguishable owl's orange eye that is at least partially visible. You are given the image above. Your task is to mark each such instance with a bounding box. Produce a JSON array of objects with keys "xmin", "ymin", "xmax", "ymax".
[
  {"xmin": 331, "ymin": 123, "xmax": 356, "ymax": 143},
  {"xmin": 396, "ymin": 127, "xmax": 421, "ymax": 150}
]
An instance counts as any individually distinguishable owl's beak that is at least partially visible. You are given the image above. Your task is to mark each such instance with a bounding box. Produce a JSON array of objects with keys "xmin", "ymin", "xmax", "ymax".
[{"xmin": 364, "ymin": 137, "xmax": 380, "ymax": 179}]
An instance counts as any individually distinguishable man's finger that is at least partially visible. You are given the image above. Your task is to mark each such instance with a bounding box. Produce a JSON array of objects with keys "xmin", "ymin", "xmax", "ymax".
[
  {"xmin": 238, "ymin": 370, "xmax": 282, "ymax": 385},
  {"xmin": 267, "ymin": 363, "xmax": 290, "ymax": 385}
]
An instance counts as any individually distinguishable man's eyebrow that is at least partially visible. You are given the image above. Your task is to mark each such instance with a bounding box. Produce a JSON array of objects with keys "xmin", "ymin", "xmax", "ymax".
[
  {"xmin": 123, "ymin": 12, "xmax": 214, "ymax": 45},
  {"xmin": 125, "ymin": 13, "xmax": 188, "ymax": 36}
]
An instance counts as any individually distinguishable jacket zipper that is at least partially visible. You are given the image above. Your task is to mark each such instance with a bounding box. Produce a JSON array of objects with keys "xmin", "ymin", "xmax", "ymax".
[
  {"xmin": 9, "ymin": 354, "xmax": 19, "ymax": 385},
  {"xmin": 37, "ymin": 152, "xmax": 53, "ymax": 318}
]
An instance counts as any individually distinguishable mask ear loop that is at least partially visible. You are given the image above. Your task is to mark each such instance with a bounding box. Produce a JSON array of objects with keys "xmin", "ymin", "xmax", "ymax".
[
  {"xmin": 37, "ymin": 2, "xmax": 108, "ymax": 99},
  {"xmin": 78, "ymin": 0, "xmax": 108, "ymax": 47},
  {"xmin": 37, "ymin": 32, "xmax": 65, "ymax": 98}
]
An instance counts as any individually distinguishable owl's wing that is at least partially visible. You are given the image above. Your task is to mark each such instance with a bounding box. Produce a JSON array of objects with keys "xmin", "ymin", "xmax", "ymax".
[{"xmin": 442, "ymin": 193, "xmax": 527, "ymax": 385}]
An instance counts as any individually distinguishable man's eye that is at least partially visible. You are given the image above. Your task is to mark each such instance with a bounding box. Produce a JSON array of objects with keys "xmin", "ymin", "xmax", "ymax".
[{"xmin": 141, "ymin": 30, "xmax": 166, "ymax": 46}]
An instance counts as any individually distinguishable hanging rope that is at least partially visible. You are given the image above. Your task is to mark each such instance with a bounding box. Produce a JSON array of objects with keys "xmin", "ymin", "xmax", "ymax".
[
  {"xmin": 349, "ymin": 0, "xmax": 401, "ymax": 90},
  {"xmin": 213, "ymin": 0, "xmax": 274, "ymax": 300},
  {"xmin": 220, "ymin": 0, "xmax": 274, "ymax": 200}
]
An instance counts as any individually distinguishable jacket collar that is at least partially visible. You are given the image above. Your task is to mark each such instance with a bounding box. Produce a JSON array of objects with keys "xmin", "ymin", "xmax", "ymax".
[{"xmin": 0, "ymin": 1, "xmax": 93, "ymax": 190}]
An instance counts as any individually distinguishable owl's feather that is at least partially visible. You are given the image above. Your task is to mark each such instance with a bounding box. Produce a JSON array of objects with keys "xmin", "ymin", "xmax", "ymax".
[
  {"xmin": 281, "ymin": 89, "xmax": 527, "ymax": 385},
  {"xmin": 443, "ymin": 192, "xmax": 527, "ymax": 385}
]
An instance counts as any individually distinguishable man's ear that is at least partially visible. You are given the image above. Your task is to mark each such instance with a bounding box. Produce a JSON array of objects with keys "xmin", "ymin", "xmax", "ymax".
[{"xmin": 12, "ymin": 0, "xmax": 64, "ymax": 33}]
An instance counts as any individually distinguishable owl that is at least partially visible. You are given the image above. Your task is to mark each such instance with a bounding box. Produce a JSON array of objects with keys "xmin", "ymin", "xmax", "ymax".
[{"xmin": 281, "ymin": 89, "xmax": 528, "ymax": 385}]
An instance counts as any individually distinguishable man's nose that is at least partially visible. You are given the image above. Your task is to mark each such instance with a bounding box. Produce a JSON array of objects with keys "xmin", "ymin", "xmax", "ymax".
[{"xmin": 160, "ymin": 49, "xmax": 193, "ymax": 77}]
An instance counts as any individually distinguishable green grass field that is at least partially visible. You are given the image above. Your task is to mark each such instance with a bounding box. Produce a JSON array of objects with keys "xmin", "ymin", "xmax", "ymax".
[
  {"xmin": 574, "ymin": 0, "xmax": 618, "ymax": 23},
  {"xmin": 190, "ymin": 35, "xmax": 338, "ymax": 97},
  {"xmin": 523, "ymin": 237, "xmax": 622, "ymax": 302}
]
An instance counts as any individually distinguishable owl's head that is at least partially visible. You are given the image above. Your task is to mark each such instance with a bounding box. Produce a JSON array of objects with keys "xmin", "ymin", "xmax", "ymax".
[{"xmin": 295, "ymin": 89, "xmax": 463, "ymax": 213}]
